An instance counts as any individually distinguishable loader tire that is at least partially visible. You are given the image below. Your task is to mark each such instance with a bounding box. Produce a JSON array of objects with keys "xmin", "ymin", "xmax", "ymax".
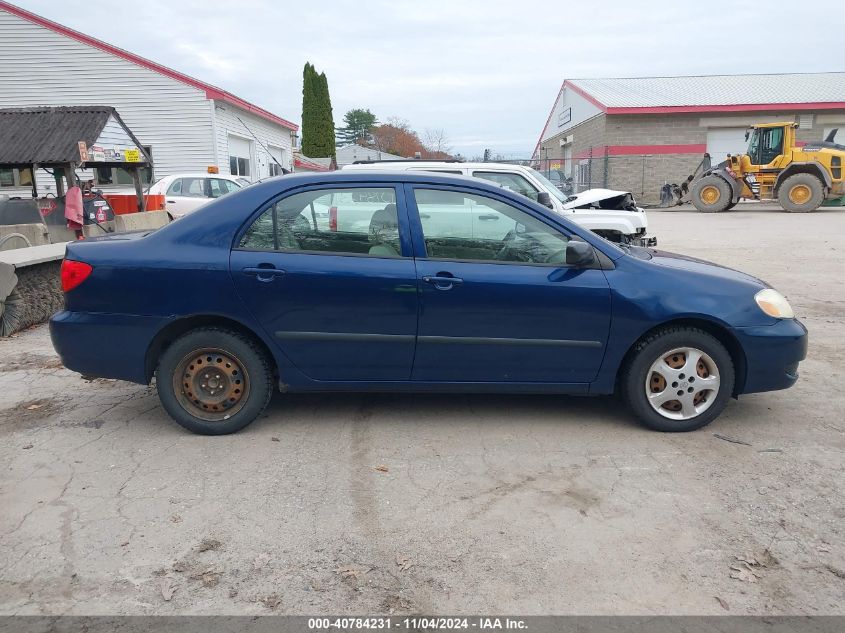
[
  {"xmin": 691, "ymin": 176, "xmax": 732, "ymax": 213},
  {"xmin": 778, "ymin": 173, "xmax": 824, "ymax": 213}
]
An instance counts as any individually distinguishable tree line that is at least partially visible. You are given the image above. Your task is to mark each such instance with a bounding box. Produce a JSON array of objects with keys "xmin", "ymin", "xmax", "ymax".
[{"xmin": 300, "ymin": 63, "xmax": 455, "ymax": 160}]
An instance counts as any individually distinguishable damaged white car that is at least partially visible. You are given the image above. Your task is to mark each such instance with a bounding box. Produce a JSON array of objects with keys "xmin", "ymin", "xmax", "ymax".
[
  {"xmin": 344, "ymin": 161, "xmax": 655, "ymax": 246},
  {"xmin": 561, "ymin": 188, "xmax": 656, "ymax": 246}
]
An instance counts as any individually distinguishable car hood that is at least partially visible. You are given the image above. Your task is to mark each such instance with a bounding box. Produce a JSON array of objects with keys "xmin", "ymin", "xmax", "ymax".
[
  {"xmin": 645, "ymin": 248, "xmax": 768, "ymax": 288},
  {"xmin": 562, "ymin": 188, "xmax": 641, "ymax": 211}
]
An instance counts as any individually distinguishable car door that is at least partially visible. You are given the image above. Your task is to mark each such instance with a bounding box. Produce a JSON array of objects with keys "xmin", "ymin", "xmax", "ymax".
[
  {"xmin": 406, "ymin": 184, "xmax": 611, "ymax": 384},
  {"xmin": 165, "ymin": 177, "xmax": 210, "ymax": 217},
  {"xmin": 230, "ymin": 184, "xmax": 419, "ymax": 382}
]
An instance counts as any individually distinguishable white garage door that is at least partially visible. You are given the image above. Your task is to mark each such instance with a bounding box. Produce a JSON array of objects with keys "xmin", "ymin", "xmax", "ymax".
[{"xmin": 706, "ymin": 128, "xmax": 748, "ymax": 161}]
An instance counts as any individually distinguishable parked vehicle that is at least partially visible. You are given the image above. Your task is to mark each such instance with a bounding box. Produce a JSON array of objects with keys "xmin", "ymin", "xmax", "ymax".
[
  {"xmin": 691, "ymin": 122, "xmax": 845, "ymax": 213},
  {"xmin": 51, "ymin": 172, "xmax": 807, "ymax": 436},
  {"xmin": 148, "ymin": 173, "xmax": 244, "ymax": 218},
  {"xmin": 343, "ymin": 161, "xmax": 654, "ymax": 246}
]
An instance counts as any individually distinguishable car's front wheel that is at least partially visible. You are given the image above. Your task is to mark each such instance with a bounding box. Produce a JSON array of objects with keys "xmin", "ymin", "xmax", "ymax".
[
  {"xmin": 156, "ymin": 327, "xmax": 273, "ymax": 435},
  {"xmin": 622, "ymin": 327, "xmax": 735, "ymax": 432}
]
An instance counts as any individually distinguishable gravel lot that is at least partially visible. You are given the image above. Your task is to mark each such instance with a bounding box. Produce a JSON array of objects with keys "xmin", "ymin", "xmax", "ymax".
[{"xmin": 1, "ymin": 206, "xmax": 843, "ymax": 616}]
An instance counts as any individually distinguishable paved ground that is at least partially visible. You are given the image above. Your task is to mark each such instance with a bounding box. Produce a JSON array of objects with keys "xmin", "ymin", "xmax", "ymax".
[{"xmin": 1, "ymin": 207, "xmax": 843, "ymax": 616}]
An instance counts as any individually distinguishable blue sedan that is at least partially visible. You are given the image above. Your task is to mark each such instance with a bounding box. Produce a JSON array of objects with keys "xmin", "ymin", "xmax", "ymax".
[{"xmin": 50, "ymin": 172, "xmax": 807, "ymax": 435}]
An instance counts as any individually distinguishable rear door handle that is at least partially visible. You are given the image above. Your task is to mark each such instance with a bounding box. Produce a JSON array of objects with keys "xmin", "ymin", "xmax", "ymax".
[
  {"xmin": 422, "ymin": 274, "xmax": 463, "ymax": 290},
  {"xmin": 242, "ymin": 266, "xmax": 286, "ymax": 282},
  {"xmin": 419, "ymin": 213, "xmax": 431, "ymax": 219},
  {"xmin": 477, "ymin": 214, "xmax": 500, "ymax": 220}
]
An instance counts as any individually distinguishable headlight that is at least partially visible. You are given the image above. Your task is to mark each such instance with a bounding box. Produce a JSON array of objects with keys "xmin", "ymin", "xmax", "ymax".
[{"xmin": 755, "ymin": 289, "xmax": 794, "ymax": 319}]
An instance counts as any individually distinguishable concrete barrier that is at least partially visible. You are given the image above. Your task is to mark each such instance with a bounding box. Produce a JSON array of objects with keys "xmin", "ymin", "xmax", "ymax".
[
  {"xmin": 114, "ymin": 210, "xmax": 169, "ymax": 233},
  {"xmin": 0, "ymin": 223, "xmax": 50, "ymax": 250}
]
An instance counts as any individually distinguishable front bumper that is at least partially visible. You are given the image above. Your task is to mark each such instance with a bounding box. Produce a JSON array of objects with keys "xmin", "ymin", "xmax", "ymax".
[
  {"xmin": 734, "ymin": 318, "xmax": 808, "ymax": 394},
  {"xmin": 50, "ymin": 310, "xmax": 168, "ymax": 384},
  {"xmin": 634, "ymin": 235, "xmax": 658, "ymax": 247}
]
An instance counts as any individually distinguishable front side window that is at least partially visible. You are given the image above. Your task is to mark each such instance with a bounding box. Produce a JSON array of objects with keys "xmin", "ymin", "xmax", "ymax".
[
  {"xmin": 239, "ymin": 187, "xmax": 402, "ymax": 257},
  {"xmin": 760, "ymin": 127, "xmax": 784, "ymax": 164},
  {"xmin": 413, "ymin": 188, "xmax": 570, "ymax": 264},
  {"xmin": 472, "ymin": 171, "xmax": 540, "ymax": 202},
  {"xmin": 209, "ymin": 178, "xmax": 240, "ymax": 198}
]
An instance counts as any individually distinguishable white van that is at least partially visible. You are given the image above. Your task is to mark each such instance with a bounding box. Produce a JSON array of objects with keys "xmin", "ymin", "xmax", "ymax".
[{"xmin": 343, "ymin": 160, "xmax": 655, "ymax": 246}]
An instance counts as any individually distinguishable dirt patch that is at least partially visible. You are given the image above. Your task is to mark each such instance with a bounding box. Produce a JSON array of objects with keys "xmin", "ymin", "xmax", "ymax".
[
  {"xmin": 0, "ymin": 352, "xmax": 64, "ymax": 372},
  {"xmin": 0, "ymin": 396, "xmax": 67, "ymax": 431}
]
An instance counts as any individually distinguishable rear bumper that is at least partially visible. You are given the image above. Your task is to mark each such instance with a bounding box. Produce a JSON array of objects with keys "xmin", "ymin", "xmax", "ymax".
[
  {"xmin": 50, "ymin": 310, "xmax": 167, "ymax": 384},
  {"xmin": 734, "ymin": 319, "xmax": 808, "ymax": 394}
]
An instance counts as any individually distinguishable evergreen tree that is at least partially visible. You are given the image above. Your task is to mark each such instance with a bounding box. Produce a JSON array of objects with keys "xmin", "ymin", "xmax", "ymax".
[
  {"xmin": 336, "ymin": 108, "xmax": 378, "ymax": 146},
  {"xmin": 302, "ymin": 63, "xmax": 336, "ymax": 158}
]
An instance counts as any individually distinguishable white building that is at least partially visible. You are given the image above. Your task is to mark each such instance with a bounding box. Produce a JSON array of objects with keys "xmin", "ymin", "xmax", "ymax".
[
  {"xmin": 335, "ymin": 144, "xmax": 405, "ymax": 168},
  {"xmin": 0, "ymin": 2, "xmax": 297, "ymax": 195}
]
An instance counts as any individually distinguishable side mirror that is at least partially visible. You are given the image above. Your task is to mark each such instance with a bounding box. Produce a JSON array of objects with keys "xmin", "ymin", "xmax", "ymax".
[
  {"xmin": 566, "ymin": 240, "xmax": 596, "ymax": 267},
  {"xmin": 536, "ymin": 191, "xmax": 553, "ymax": 208}
]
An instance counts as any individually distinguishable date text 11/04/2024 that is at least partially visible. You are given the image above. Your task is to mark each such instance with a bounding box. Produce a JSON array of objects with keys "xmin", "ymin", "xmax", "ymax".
[{"xmin": 307, "ymin": 617, "xmax": 528, "ymax": 630}]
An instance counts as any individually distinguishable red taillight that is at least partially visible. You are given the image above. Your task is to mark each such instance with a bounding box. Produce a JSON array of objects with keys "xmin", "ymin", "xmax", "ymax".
[
  {"xmin": 60, "ymin": 259, "xmax": 93, "ymax": 292},
  {"xmin": 329, "ymin": 206, "xmax": 338, "ymax": 232}
]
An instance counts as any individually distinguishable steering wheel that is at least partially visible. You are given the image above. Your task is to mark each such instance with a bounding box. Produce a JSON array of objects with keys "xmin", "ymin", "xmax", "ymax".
[{"xmin": 494, "ymin": 229, "xmax": 537, "ymax": 263}]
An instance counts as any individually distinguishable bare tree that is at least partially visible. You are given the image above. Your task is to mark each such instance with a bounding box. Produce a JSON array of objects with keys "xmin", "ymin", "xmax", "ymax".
[{"xmin": 423, "ymin": 128, "xmax": 452, "ymax": 155}]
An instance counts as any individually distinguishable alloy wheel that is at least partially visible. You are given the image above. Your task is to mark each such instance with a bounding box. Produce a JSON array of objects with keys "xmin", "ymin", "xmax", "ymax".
[{"xmin": 645, "ymin": 347, "xmax": 721, "ymax": 420}]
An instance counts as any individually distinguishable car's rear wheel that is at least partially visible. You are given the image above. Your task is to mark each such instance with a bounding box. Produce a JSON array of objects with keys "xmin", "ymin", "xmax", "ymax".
[
  {"xmin": 622, "ymin": 327, "xmax": 735, "ymax": 432},
  {"xmin": 156, "ymin": 327, "xmax": 273, "ymax": 435}
]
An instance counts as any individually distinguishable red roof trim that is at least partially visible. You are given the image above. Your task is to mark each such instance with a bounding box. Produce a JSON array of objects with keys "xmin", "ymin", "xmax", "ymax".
[
  {"xmin": 0, "ymin": 1, "xmax": 298, "ymax": 131},
  {"xmin": 605, "ymin": 102, "xmax": 845, "ymax": 114},
  {"xmin": 294, "ymin": 157, "xmax": 330, "ymax": 171},
  {"xmin": 565, "ymin": 80, "xmax": 609, "ymax": 111}
]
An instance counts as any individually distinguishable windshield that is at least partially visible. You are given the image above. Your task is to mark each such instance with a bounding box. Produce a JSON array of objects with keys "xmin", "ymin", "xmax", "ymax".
[{"xmin": 527, "ymin": 168, "xmax": 566, "ymax": 202}]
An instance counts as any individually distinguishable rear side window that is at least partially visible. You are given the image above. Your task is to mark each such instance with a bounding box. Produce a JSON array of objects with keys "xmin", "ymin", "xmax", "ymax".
[
  {"xmin": 472, "ymin": 171, "xmax": 539, "ymax": 202},
  {"xmin": 239, "ymin": 187, "xmax": 403, "ymax": 257}
]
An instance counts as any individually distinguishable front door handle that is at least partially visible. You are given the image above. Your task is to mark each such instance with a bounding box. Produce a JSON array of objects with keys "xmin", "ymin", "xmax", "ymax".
[
  {"xmin": 419, "ymin": 213, "xmax": 431, "ymax": 219},
  {"xmin": 243, "ymin": 266, "xmax": 286, "ymax": 282},
  {"xmin": 422, "ymin": 274, "xmax": 463, "ymax": 290},
  {"xmin": 477, "ymin": 214, "xmax": 500, "ymax": 221}
]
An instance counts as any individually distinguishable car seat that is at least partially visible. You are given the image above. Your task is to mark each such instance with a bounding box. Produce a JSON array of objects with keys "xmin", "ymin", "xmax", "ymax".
[{"xmin": 368, "ymin": 204, "xmax": 401, "ymax": 256}]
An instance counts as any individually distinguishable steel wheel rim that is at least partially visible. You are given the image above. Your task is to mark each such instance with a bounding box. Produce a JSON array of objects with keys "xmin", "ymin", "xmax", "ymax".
[
  {"xmin": 789, "ymin": 184, "xmax": 811, "ymax": 204},
  {"xmin": 173, "ymin": 347, "xmax": 250, "ymax": 421},
  {"xmin": 645, "ymin": 347, "xmax": 720, "ymax": 421},
  {"xmin": 700, "ymin": 185, "xmax": 720, "ymax": 205}
]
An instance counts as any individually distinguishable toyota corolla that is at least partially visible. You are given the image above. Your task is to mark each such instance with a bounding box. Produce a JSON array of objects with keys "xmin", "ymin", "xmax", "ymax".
[{"xmin": 50, "ymin": 172, "xmax": 807, "ymax": 435}]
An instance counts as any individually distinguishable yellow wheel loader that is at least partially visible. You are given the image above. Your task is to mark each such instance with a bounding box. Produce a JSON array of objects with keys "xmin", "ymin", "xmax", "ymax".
[{"xmin": 691, "ymin": 122, "xmax": 845, "ymax": 213}]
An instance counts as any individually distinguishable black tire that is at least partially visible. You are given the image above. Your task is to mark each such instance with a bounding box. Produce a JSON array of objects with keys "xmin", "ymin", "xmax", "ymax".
[
  {"xmin": 725, "ymin": 201, "xmax": 737, "ymax": 211},
  {"xmin": 777, "ymin": 173, "xmax": 824, "ymax": 213},
  {"xmin": 621, "ymin": 327, "xmax": 735, "ymax": 432},
  {"xmin": 691, "ymin": 175, "xmax": 733, "ymax": 213},
  {"xmin": 156, "ymin": 327, "xmax": 273, "ymax": 435}
]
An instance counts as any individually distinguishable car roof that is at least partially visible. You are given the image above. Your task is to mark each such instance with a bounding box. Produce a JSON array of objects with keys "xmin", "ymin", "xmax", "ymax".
[
  {"xmin": 161, "ymin": 173, "xmax": 242, "ymax": 180},
  {"xmin": 343, "ymin": 161, "xmax": 535, "ymax": 171}
]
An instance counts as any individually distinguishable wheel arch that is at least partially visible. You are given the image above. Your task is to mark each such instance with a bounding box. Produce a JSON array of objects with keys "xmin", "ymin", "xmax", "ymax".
[
  {"xmin": 774, "ymin": 162, "xmax": 831, "ymax": 195},
  {"xmin": 616, "ymin": 317, "xmax": 747, "ymax": 396},
  {"xmin": 144, "ymin": 314, "xmax": 277, "ymax": 383}
]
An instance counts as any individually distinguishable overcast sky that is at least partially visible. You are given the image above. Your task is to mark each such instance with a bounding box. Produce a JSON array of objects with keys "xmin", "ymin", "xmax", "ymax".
[{"xmin": 15, "ymin": 0, "xmax": 838, "ymax": 157}]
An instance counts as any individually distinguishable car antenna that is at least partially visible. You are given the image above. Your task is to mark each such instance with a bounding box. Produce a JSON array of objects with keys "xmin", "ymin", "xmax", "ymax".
[{"xmin": 235, "ymin": 114, "xmax": 290, "ymax": 174}]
